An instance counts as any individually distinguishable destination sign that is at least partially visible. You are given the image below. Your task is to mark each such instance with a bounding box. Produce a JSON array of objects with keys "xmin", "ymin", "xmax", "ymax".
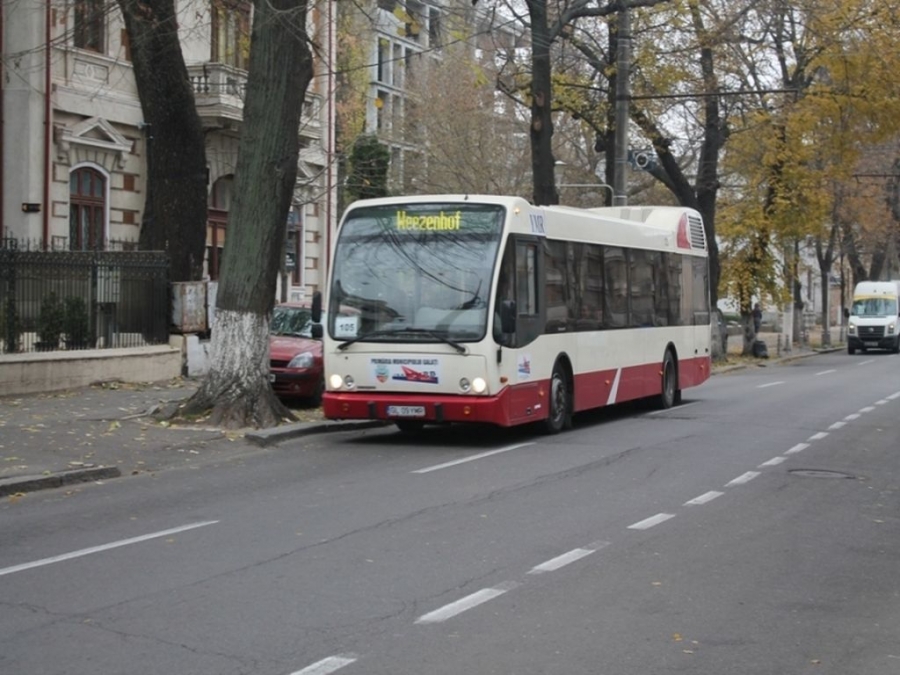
[{"xmin": 395, "ymin": 210, "xmax": 462, "ymax": 231}]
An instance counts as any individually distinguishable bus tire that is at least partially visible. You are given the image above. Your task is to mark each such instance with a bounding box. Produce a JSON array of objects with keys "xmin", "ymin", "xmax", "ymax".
[
  {"xmin": 893, "ymin": 338, "xmax": 900, "ymax": 354},
  {"xmin": 660, "ymin": 350, "xmax": 679, "ymax": 409},
  {"xmin": 395, "ymin": 420, "xmax": 425, "ymax": 434},
  {"xmin": 848, "ymin": 343, "xmax": 856, "ymax": 355},
  {"xmin": 543, "ymin": 362, "xmax": 572, "ymax": 434}
]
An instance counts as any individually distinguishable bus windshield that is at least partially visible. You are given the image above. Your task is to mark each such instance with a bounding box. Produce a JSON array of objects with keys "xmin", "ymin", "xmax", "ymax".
[{"xmin": 328, "ymin": 203, "xmax": 505, "ymax": 344}]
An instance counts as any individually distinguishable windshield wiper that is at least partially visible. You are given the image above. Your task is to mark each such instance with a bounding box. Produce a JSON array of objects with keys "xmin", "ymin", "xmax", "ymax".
[{"xmin": 337, "ymin": 328, "xmax": 467, "ymax": 354}]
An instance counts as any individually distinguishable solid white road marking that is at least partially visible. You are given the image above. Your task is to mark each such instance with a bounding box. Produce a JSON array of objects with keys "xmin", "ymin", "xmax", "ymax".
[
  {"xmin": 0, "ymin": 521, "xmax": 219, "ymax": 578},
  {"xmin": 416, "ymin": 582, "xmax": 520, "ymax": 624},
  {"xmin": 786, "ymin": 443, "xmax": 809, "ymax": 454},
  {"xmin": 684, "ymin": 491, "xmax": 724, "ymax": 506},
  {"xmin": 412, "ymin": 443, "xmax": 535, "ymax": 474},
  {"xmin": 627, "ymin": 513, "xmax": 675, "ymax": 530},
  {"xmin": 758, "ymin": 456, "xmax": 787, "ymax": 467},
  {"xmin": 757, "ymin": 381, "xmax": 785, "ymax": 389},
  {"xmin": 808, "ymin": 432, "xmax": 829, "ymax": 441},
  {"xmin": 529, "ymin": 542, "xmax": 609, "ymax": 574},
  {"xmin": 725, "ymin": 471, "xmax": 760, "ymax": 486},
  {"xmin": 291, "ymin": 655, "xmax": 358, "ymax": 675}
]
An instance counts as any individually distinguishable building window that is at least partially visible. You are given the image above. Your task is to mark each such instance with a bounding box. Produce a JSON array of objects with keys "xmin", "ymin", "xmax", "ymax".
[
  {"xmin": 211, "ymin": 0, "xmax": 250, "ymax": 70},
  {"xmin": 69, "ymin": 167, "xmax": 106, "ymax": 250},
  {"xmin": 74, "ymin": 0, "xmax": 105, "ymax": 53},
  {"xmin": 207, "ymin": 176, "xmax": 232, "ymax": 280}
]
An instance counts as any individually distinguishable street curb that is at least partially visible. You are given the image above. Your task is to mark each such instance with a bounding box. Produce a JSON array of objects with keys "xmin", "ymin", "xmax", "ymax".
[
  {"xmin": 0, "ymin": 466, "xmax": 122, "ymax": 497},
  {"xmin": 245, "ymin": 419, "xmax": 389, "ymax": 447},
  {"xmin": 713, "ymin": 346, "xmax": 842, "ymax": 375}
]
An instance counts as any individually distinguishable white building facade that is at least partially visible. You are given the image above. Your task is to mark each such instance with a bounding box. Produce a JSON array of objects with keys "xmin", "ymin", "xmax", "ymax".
[{"xmin": 0, "ymin": 0, "xmax": 336, "ymax": 303}]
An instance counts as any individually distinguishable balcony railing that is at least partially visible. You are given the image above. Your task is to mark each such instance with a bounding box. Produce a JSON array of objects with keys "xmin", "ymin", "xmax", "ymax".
[{"xmin": 187, "ymin": 63, "xmax": 322, "ymax": 135}]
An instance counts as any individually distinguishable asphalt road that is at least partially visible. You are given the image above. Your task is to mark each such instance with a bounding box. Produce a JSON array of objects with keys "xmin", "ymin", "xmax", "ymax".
[{"xmin": 1, "ymin": 350, "xmax": 899, "ymax": 674}]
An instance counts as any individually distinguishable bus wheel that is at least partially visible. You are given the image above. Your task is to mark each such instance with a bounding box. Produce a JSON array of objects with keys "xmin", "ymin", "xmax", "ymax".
[
  {"xmin": 395, "ymin": 420, "xmax": 425, "ymax": 434},
  {"xmin": 660, "ymin": 350, "xmax": 680, "ymax": 409},
  {"xmin": 848, "ymin": 344, "xmax": 856, "ymax": 355},
  {"xmin": 543, "ymin": 363, "xmax": 571, "ymax": 434}
]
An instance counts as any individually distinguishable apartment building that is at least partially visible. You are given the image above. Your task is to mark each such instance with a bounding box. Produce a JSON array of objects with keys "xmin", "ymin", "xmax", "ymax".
[{"xmin": 0, "ymin": 0, "xmax": 336, "ymax": 302}]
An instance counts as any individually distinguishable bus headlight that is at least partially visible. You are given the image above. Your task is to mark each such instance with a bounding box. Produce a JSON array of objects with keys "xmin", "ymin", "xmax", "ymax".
[
  {"xmin": 329, "ymin": 373, "xmax": 347, "ymax": 389},
  {"xmin": 890, "ymin": 323, "xmax": 896, "ymax": 335},
  {"xmin": 848, "ymin": 323, "xmax": 856, "ymax": 335},
  {"xmin": 459, "ymin": 377, "xmax": 471, "ymax": 392},
  {"xmin": 472, "ymin": 377, "xmax": 487, "ymax": 394}
]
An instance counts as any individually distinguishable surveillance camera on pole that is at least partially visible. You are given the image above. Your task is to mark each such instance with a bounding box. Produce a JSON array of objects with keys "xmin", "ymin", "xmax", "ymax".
[{"xmin": 630, "ymin": 149, "xmax": 655, "ymax": 171}]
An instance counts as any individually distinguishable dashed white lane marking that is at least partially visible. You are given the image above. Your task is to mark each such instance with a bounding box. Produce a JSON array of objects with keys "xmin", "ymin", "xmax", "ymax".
[
  {"xmin": 845, "ymin": 413, "xmax": 861, "ymax": 421},
  {"xmin": 758, "ymin": 381, "xmax": 785, "ymax": 389},
  {"xmin": 291, "ymin": 655, "xmax": 358, "ymax": 675},
  {"xmin": 808, "ymin": 432, "xmax": 829, "ymax": 441},
  {"xmin": 759, "ymin": 456, "xmax": 787, "ymax": 467},
  {"xmin": 628, "ymin": 513, "xmax": 676, "ymax": 530},
  {"xmin": 828, "ymin": 421, "xmax": 846, "ymax": 430},
  {"xmin": 725, "ymin": 471, "xmax": 760, "ymax": 486},
  {"xmin": 684, "ymin": 491, "xmax": 724, "ymax": 506},
  {"xmin": 860, "ymin": 406, "xmax": 876, "ymax": 413},
  {"xmin": 857, "ymin": 359, "xmax": 876, "ymax": 366},
  {"xmin": 815, "ymin": 369, "xmax": 836, "ymax": 376},
  {"xmin": 0, "ymin": 521, "xmax": 219, "ymax": 578},
  {"xmin": 888, "ymin": 393, "xmax": 900, "ymax": 400},
  {"xmin": 786, "ymin": 442, "xmax": 809, "ymax": 454},
  {"xmin": 528, "ymin": 541, "xmax": 609, "ymax": 574},
  {"xmin": 876, "ymin": 399, "xmax": 889, "ymax": 405},
  {"xmin": 412, "ymin": 442, "xmax": 535, "ymax": 474},
  {"xmin": 416, "ymin": 582, "xmax": 520, "ymax": 624}
]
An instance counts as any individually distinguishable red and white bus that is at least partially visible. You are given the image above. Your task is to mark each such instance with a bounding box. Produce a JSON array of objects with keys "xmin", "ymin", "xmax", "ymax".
[{"xmin": 320, "ymin": 195, "xmax": 711, "ymax": 433}]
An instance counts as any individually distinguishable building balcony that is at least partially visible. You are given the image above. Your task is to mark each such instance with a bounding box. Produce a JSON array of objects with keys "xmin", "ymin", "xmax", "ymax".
[{"xmin": 187, "ymin": 62, "xmax": 322, "ymax": 139}]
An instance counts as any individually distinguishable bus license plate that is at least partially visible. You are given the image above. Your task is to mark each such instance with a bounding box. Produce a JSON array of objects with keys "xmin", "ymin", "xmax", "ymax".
[
  {"xmin": 387, "ymin": 405, "xmax": 425, "ymax": 418},
  {"xmin": 864, "ymin": 341, "xmax": 879, "ymax": 347}
]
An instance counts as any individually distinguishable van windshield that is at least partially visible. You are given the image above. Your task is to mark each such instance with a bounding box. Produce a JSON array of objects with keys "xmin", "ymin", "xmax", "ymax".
[{"xmin": 852, "ymin": 297, "xmax": 897, "ymax": 317}]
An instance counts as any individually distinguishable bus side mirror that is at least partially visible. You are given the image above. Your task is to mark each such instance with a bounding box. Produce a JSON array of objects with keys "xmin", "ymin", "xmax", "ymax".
[
  {"xmin": 500, "ymin": 299, "xmax": 517, "ymax": 334},
  {"xmin": 311, "ymin": 290, "xmax": 322, "ymax": 323}
]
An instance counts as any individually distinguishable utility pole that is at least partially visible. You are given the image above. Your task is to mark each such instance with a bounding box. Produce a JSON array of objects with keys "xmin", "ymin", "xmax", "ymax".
[{"xmin": 613, "ymin": 6, "xmax": 630, "ymax": 207}]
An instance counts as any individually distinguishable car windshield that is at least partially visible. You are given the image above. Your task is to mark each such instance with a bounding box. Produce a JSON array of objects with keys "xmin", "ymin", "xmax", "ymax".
[
  {"xmin": 327, "ymin": 203, "xmax": 505, "ymax": 344},
  {"xmin": 852, "ymin": 297, "xmax": 897, "ymax": 317},
  {"xmin": 270, "ymin": 306, "xmax": 315, "ymax": 337}
]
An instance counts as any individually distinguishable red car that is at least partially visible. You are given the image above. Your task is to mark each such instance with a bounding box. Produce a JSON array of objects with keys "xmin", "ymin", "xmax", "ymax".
[{"xmin": 269, "ymin": 303, "xmax": 324, "ymax": 405}]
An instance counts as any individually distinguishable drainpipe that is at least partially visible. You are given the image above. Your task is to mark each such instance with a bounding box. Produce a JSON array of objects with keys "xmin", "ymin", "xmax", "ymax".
[
  {"xmin": 0, "ymin": 0, "xmax": 4, "ymax": 240},
  {"xmin": 42, "ymin": 0, "xmax": 51, "ymax": 249},
  {"xmin": 324, "ymin": 0, "xmax": 335, "ymax": 296}
]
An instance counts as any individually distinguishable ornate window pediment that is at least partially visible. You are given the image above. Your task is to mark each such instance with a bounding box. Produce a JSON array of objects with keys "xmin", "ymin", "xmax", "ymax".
[{"xmin": 57, "ymin": 117, "xmax": 133, "ymax": 169}]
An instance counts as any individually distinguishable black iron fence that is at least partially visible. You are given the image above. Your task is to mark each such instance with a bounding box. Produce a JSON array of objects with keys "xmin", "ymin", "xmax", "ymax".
[{"xmin": 0, "ymin": 240, "xmax": 169, "ymax": 354}]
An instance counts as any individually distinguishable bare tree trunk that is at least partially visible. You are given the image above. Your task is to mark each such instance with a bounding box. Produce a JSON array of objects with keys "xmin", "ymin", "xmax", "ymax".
[
  {"xmin": 118, "ymin": 0, "xmax": 208, "ymax": 281},
  {"xmin": 527, "ymin": 1, "xmax": 558, "ymax": 206},
  {"xmin": 178, "ymin": 0, "xmax": 314, "ymax": 429}
]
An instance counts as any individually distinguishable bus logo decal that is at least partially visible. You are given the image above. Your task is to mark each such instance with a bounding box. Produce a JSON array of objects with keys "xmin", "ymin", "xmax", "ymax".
[
  {"xmin": 375, "ymin": 364, "xmax": 390, "ymax": 383},
  {"xmin": 393, "ymin": 366, "xmax": 439, "ymax": 384},
  {"xmin": 518, "ymin": 354, "xmax": 532, "ymax": 379}
]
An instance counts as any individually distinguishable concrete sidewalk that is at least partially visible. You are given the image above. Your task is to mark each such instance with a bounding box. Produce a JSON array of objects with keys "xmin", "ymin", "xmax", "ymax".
[
  {"xmin": 0, "ymin": 339, "xmax": 836, "ymax": 497},
  {"xmin": 0, "ymin": 378, "xmax": 383, "ymax": 497}
]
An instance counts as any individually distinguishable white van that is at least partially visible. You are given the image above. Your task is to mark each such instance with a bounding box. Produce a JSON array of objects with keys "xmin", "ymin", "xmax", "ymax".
[{"xmin": 847, "ymin": 281, "xmax": 900, "ymax": 354}]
